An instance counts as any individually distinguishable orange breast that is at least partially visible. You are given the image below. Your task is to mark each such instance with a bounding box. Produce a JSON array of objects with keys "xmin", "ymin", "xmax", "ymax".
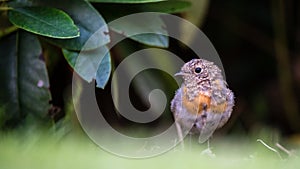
[
  {"xmin": 182, "ymin": 87, "xmax": 211, "ymax": 115},
  {"xmin": 182, "ymin": 86, "xmax": 227, "ymax": 115},
  {"xmin": 211, "ymin": 101, "xmax": 227, "ymax": 114}
]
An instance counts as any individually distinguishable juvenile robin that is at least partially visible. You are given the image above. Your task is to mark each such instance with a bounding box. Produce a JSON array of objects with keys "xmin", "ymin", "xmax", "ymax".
[{"xmin": 171, "ymin": 59, "xmax": 234, "ymax": 145}]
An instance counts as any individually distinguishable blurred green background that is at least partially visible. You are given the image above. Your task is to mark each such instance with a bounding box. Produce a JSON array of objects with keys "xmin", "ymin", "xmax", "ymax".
[{"xmin": 1, "ymin": 0, "xmax": 300, "ymax": 168}]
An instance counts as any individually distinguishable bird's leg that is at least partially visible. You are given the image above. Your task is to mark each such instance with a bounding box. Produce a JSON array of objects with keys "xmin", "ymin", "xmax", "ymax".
[
  {"xmin": 188, "ymin": 133, "xmax": 192, "ymax": 151},
  {"xmin": 175, "ymin": 121, "xmax": 185, "ymax": 150},
  {"xmin": 207, "ymin": 138, "xmax": 211, "ymax": 149},
  {"xmin": 200, "ymin": 138, "xmax": 216, "ymax": 157}
]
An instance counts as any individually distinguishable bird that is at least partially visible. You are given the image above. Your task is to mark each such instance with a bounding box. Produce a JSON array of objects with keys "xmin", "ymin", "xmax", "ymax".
[{"xmin": 171, "ymin": 59, "xmax": 234, "ymax": 147}]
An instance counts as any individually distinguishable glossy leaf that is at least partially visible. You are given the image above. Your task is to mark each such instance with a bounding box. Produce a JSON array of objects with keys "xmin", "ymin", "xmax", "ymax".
[
  {"xmin": 95, "ymin": 1, "xmax": 191, "ymax": 47},
  {"xmin": 109, "ymin": 13, "xmax": 169, "ymax": 47},
  {"xmin": 133, "ymin": 0, "xmax": 191, "ymax": 13},
  {"xmin": 0, "ymin": 31, "xmax": 51, "ymax": 128},
  {"xmin": 62, "ymin": 49, "xmax": 77, "ymax": 69},
  {"xmin": 96, "ymin": 52, "xmax": 111, "ymax": 89},
  {"xmin": 89, "ymin": 0, "xmax": 165, "ymax": 3},
  {"xmin": 35, "ymin": 0, "xmax": 110, "ymax": 50},
  {"xmin": 95, "ymin": 0, "xmax": 191, "ymax": 20},
  {"xmin": 8, "ymin": 7, "xmax": 79, "ymax": 39},
  {"xmin": 62, "ymin": 46, "xmax": 111, "ymax": 87}
]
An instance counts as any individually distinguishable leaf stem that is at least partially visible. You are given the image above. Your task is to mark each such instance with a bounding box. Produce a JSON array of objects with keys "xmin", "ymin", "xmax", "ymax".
[
  {"xmin": 0, "ymin": 26, "xmax": 18, "ymax": 39},
  {"xmin": 0, "ymin": 7, "xmax": 12, "ymax": 11}
]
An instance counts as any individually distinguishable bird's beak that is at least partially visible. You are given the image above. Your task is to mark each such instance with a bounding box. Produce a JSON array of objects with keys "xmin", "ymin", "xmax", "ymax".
[{"xmin": 174, "ymin": 72, "xmax": 187, "ymax": 76}]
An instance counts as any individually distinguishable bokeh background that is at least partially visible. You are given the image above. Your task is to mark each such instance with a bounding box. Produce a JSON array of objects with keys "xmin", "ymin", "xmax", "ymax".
[{"xmin": 202, "ymin": 0, "xmax": 300, "ymax": 138}]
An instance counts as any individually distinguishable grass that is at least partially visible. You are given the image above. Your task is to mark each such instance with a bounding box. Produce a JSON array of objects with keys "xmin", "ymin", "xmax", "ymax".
[{"xmin": 0, "ymin": 130, "xmax": 299, "ymax": 169}]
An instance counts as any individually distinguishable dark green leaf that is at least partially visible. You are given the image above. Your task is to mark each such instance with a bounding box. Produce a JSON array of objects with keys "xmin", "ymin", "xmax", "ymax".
[
  {"xmin": 96, "ymin": 52, "xmax": 111, "ymax": 89},
  {"xmin": 0, "ymin": 34, "xmax": 19, "ymax": 127},
  {"xmin": 62, "ymin": 49, "xmax": 77, "ymax": 69},
  {"xmin": 94, "ymin": 1, "xmax": 191, "ymax": 47},
  {"xmin": 62, "ymin": 46, "xmax": 111, "ymax": 84},
  {"xmin": 0, "ymin": 31, "xmax": 51, "ymax": 128},
  {"xmin": 35, "ymin": 0, "xmax": 110, "ymax": 50},
  {"xmin": 95, "ymin": 0, "xmax": 191, "ymax": 20},
  {"xmin": 8, "ymin": 7, "xmax": 79, "ymax": 39},
  {"xmin": 139, "ymin": 0, "xmax": 191, "ymax": 13},
  {"xmin": 89, "ymin": 0, "xmax": 165, "ymax": 3},
  {"xmin": 131, "ymin": 34, "xmax": 168, "ymax": 48},
  {"xmin": 109, "ymin": 13, "xmax": 169, "ymax": 47}
]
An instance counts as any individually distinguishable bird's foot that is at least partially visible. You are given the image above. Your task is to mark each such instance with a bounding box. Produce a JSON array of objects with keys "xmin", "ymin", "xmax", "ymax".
[{"xmin": 201, "ymin": 147, "xmax": 216, "ymax": 158}]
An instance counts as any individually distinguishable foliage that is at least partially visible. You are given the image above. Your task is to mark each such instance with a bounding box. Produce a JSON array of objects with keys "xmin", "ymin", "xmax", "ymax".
[{"xmin": 0, "ymin": 0, "xmax": 191, "ymax": 129}]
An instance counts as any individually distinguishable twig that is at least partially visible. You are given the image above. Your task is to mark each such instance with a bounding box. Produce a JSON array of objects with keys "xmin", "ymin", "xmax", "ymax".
[
  {"xmin": 275, "ymin": 143, "xmax": 294, "ymax": 157},
  {"xmin": 257, "ymin": 139, "xmax": 282, "ymax": 159}
]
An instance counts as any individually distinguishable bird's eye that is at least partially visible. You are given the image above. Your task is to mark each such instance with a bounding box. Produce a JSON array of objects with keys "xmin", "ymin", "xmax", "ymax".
[{"xmin": 194, "ymin": 67, "xmax": 202, "ymax": 73}]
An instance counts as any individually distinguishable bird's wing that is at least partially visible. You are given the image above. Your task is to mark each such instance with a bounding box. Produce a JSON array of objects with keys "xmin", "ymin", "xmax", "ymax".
[
  {"xmin": 199, "ymin": 87, "xmax": 234, "ymax": 143},
  {"xmin": 217, "ymin": 89, "xmax": 235, "ymax": 128},
  {"xmin": 171, "ymin": 87, "xmax": 198, "ymax": 136},
  {"xmin": 198, "ymin": 112, "xmax": 223, "ymax": 143}
]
